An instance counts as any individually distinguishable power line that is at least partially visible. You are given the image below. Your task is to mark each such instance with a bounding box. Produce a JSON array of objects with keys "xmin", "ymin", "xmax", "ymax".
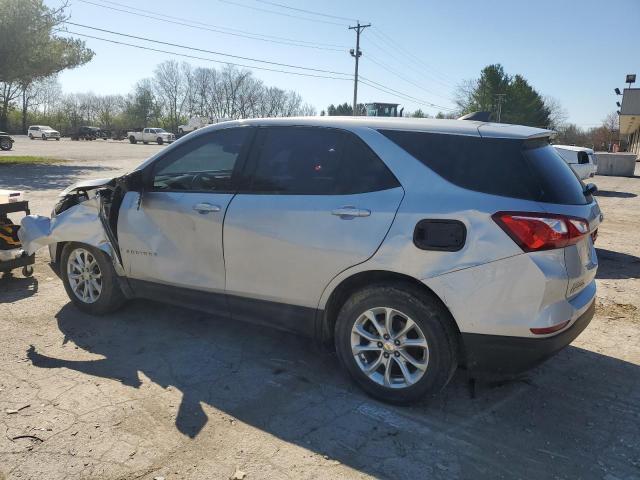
[
  {"xmin": 359, "ymin": 76, "xmax": 456, "ymax": 112},
  {"xmin": 254, "ymin": 0, "xmax": 358, "ymax": 22},
  {"xmin": 218, "ymin": 0, "xmax": 347, "ymax": 26},
  {"xmin": 77, "ymin": 0, "xmax": 347, "ymax": 51},
  {"xmin": 63, "ymin": 30, "xmax": 353, "ymax": 80},
  {"xmin": 365, "ymin": 35, "xmax": 455, "ymax": 93},
  {"xmin": 65, "ymin": 22, "xmax": 352, "ymax": 76},
  {"xmin": 365, "ymin": 54, "xmax": 455, "ymax": 103},
  {"xmin": 371, "ymin": 27, "xmax": 457, "ymax": 85}
]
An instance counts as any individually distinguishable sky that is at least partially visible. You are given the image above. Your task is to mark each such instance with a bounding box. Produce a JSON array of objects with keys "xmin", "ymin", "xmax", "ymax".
[{"xmin": 46, "ymin": 0, "xmax": 640, "ymax": 127}]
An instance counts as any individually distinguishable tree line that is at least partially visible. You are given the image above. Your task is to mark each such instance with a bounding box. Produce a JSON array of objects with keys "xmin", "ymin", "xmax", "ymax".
[{"xmin": 1, "ymin": 61, "xmax": 316, "ymax": 134}]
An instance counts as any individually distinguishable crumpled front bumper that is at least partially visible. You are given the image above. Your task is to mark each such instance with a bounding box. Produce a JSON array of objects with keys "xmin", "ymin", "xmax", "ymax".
[{"xmin": 18, "ymin": 196, "xmax": 123, "ymax": 274}]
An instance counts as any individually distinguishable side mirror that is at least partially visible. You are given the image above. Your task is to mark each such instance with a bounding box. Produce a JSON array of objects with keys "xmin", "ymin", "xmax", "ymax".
[{"xmin": 584, "ymin": 183, "xmax": 598, "ymax": 196}]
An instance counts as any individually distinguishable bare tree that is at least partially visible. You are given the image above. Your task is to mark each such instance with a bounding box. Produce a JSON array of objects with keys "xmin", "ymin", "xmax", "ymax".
[
  {"xmin": 543, "ymin": 95, "xmax": 568, "ymax": 130},
  {"xmin": 153, "ymin": 60, "xmax": 188, "ymax": 132}
]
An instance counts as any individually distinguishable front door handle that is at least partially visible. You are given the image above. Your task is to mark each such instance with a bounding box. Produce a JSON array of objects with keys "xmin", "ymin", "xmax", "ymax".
[
  {"xmin": 331, "ymin": 206, "xmax": 371, "ymax": 218},
  {"xmin": 193, "ymin": 202, "xmax": 221, "ymax": 214}
]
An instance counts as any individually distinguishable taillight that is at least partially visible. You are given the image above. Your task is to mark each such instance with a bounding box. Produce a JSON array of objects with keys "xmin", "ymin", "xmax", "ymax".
[{"xmin": 492, "ymin": 212, "xmax": 590, "ymax": 252}]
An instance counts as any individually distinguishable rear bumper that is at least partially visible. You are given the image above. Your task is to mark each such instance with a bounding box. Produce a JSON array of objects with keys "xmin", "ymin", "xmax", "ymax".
[{"xmin": 461, "ymin": 299, "xmax": 595, "ymax": 374}]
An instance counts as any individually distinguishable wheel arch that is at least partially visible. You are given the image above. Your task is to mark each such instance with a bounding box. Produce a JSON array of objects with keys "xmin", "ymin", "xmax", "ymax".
[{"xmin": 318, "ymin": 269, "xmax": 462, "ymax": 349}]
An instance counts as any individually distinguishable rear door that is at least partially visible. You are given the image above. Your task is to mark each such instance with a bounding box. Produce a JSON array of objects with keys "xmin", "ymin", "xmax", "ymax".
[
  {"xmin": 223, "ymin": 126, "xmax": 404, "ymax": 332},
  {"xmin": 117, "ymin": 127, "xmax": 253, "ymax": 297}
]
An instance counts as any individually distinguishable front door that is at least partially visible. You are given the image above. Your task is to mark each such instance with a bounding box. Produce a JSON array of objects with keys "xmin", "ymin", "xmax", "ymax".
[
  {"xmin": 117, "ymin": 127, "xmax": 253, "ymax": 299},
  {"xmin": 223, "ymin": 126, "xmax": 404, "ymax": 333}
]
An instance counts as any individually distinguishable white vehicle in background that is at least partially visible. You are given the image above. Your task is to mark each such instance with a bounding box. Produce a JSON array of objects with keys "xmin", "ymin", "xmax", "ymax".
[
  {"xmin": 553, "ymin": 145, "xmax": 598, "ymax": 180},
  {"xmin": 128, "ymin": 128, "xmax": 175, "ymax": 145},
  {"xmin": 28, "ymin": 125, "xmax": 60, "ymax": 141},
  {"xmin": 178, "ymin": 117, "xmax": 232, "ymax": 135}
]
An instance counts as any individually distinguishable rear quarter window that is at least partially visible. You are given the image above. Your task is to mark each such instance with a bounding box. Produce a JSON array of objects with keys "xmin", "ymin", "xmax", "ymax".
[{"xmin": 380, "ymin": 130, "xmax": 588, "ymax": 205}]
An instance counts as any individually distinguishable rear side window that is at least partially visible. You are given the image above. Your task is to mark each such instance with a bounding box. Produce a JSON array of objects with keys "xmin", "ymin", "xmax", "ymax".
[
  {"xmin": 380, "ymin": 130, "xmax": 588, "ymax": 205},
  {"xmin": 577, "ymin": 151, "xmax": 589, "ymax": 164},
  {"xmin": 249, "ymin": 127, "xmax": 399, "ymax": 195}
]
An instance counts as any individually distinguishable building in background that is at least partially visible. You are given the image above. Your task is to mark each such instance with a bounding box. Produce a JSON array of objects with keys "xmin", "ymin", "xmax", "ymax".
[{"xmin": 619, "ymin": 78, "xmax": 640, "ymax": 156}]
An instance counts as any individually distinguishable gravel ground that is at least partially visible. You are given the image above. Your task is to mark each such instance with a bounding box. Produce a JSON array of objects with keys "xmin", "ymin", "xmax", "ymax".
[{"xmin": 1, "ymin": 137, "xmax": 639, "ymax": 480}]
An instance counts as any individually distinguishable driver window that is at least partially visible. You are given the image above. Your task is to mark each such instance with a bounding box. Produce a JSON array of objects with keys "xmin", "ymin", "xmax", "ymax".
[{"xmin": 152, "ymin": 128, "xmax": 249, "ymax": 192}]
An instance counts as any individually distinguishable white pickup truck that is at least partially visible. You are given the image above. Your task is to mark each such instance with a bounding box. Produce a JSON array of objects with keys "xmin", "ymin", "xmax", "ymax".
[{"xmin": 128, "ymin": 128, "xmax": 175, "ymax": 145}]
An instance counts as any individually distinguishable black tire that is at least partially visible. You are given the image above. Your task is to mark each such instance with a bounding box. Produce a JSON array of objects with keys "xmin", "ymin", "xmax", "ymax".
[
  {"xmin": 60, "ymin": 243, "xmax": 126, "ymax": 315},
  {"xmin": 129, "ymin": 136, "xmax": 137, "ymax": 144},
  {"xmin": 335, "ymin": 283, "xmax": 458, "ymax": 404},
  {"xmin": 29, "ymin": 134, "xmax": 34, "ymax": 140},
  {"xmin": 0, "ymin": 138, "xmax": 12, "ymax": 151},
  {"xmin": 55, "ymin": 137, "xmax": 60, "ymax": 141},
  {"xmin": 156, "ymin": 137, "xmax": 163, "ymax": 145},
  {"xmin": 178, "ymin": 128, "xmax": 184, "ymax": 135},
  {"xmin": 42, "ymin": 134, "xmax": 47, "ymax": 141}
]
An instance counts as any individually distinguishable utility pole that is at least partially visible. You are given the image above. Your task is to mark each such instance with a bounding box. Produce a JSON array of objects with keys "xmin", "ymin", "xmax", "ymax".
[
  {"xmin": 495, "ymin": 93, "xmax": 506, "ymax": 123},
  {"xmin": 349, "ymin": 21, "xmax": 370, "ymax": 116}
]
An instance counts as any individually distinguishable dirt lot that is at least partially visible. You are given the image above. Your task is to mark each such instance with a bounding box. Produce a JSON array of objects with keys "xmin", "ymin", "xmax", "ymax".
[{"xmin": 1, "ymin": 137, "xmax": 639, "ymax": 480}]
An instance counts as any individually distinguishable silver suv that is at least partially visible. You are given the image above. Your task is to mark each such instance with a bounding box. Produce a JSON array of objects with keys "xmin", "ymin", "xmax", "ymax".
[{"xmin": 21, "ymin": 117, "xmax": 601, "ymax": 404}]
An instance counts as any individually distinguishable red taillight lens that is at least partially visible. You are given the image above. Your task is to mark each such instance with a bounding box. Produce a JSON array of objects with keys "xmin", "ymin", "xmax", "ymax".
[
  {"xmin": 530, "ymin": 320, "xmax": 570, "ymax": 335},
  {"xmin": 492, "ymin": 212, "xmax": 589, "ymax": 252}
]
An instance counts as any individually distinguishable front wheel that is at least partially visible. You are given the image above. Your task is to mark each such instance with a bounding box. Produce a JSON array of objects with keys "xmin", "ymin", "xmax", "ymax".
[
  {"xmin": 29, "ymin": 134, "xmax": 34, "ymax": 140},
  {"xmin": 335, "ymin": 284, "xmax": 458, "ymax": 404},
  {"xmin": 156, "ymin": 137, "xmax": 164, "ymax": 145},
  {"xmin": 55, "ymin": 137, "xmax": 60, "ymax": 141},
  {"xmin": 60, "ymin": 243, "xmax": 125, "ymax": 315},
  {"xmin": 0, "ymin": 138, "xmax": 12, "ymax": 151},
  {"xmin": 42, "ymin": 134, "xmax": 47, "ymax": 141}
]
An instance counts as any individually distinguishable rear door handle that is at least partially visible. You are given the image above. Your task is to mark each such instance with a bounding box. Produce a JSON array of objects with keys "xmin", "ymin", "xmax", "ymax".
[
  {"xmin": 193, "ymin": 202, "xmax": 221, "ymax": 214},
  {"xmin": 331, "ymin": 206, "xmax": 371, "ymax": 218}
]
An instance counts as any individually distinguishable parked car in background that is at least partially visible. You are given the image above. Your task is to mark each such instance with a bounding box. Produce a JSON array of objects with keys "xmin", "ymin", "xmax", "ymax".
[
  {"xmin": 0, "ymin": 131, "xmax": 14, "ymax": 151},
  {"xmin": 128, "ymin": 128, "xmax": 175, "ymax": 145},
  {"xmin": 70, "ymin": 126, "xmax": 104, "ymax": 141},
  {"xmin": 553, "ymin": 145, "xmax": 598, "ymax": 180},
  {"xmin": 28, "ymin": 125, "xmax": 60, "ymax": 141},
  {"xmin": 178, "ymin": 117, "xmax": 232, "ymax": 135},
  {"xmin": 20, "ymin": 117, "xmax": 601, "ymax": 404}
]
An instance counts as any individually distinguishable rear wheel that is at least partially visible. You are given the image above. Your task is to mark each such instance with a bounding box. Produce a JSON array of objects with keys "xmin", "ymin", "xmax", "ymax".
[
  {"xmin": 335, "ymin": 284, "xmax": 458, "ymax": 404},
  {"xmin": 0, "ymin": 138, "xmax": 12, "ymax": 150},
  {"xmin": 129, "ymin": 136, "xmax": 137, "ymax": 144},
  {"xmin": 60, "ymin": 243, "xmax": 125, "ymax": 315}
]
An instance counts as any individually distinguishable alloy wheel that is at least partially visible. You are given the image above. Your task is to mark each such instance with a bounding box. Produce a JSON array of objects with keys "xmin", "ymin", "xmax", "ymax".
[
  {"xmin": 67, "ymin": 248, "xmax": 103, "ymax": 304},
  {"xmin": 351, "ymin": 307, "xmax": 429, "ymax": 389}
]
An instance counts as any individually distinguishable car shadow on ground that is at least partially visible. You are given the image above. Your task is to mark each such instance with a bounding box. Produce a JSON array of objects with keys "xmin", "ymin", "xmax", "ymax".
[
  {"xmin": 0, "ymin": 164, "xmax": 116, "ymax": 191},
  {"xmin": 25, "ymin": 300, "xmax": 640, "ymax": 479},
  {"xmin": 596, "ymin": 248, "xmax": 640, "ymax": 279},
  {"xmin": 594, "ymin": 190, "xmax": 638, "ymax": 198}
]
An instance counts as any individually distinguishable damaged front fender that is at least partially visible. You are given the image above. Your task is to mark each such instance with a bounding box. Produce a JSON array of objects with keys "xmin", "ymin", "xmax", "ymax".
[{"xmin": 19, "ymin": 193, "xmax": 125, "ymax": 276}]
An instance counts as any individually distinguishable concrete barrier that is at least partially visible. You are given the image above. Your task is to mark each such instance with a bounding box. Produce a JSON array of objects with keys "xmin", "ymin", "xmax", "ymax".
[{"xmin": 596, "ymin": 153, "xmax": 637, "ymax": 177}]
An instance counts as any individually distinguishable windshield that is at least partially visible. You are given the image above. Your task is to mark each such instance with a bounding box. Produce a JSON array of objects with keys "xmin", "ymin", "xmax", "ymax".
[
  {"xmin": 41, "ymin": 126, "xmax": 53, "ymax": 130},
  {"xmin": 153, "ymin": 128, "xmax": 166, "ymax": 133}
]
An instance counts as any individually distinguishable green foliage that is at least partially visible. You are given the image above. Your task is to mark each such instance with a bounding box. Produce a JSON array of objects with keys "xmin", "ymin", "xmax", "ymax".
[
  {"xmin": 0, "ymin": 0, "xmax": 94, "ymax": 131},
  {"xmin": 411, "ymin": 109, "xmax": 428, "ymax": 118},
  {"xmin": 455, "ymin": 64, "xmax": 552, "ymax": 128},
  {"xmin": 0, "ymin": 0, "xmax": 94, "ymax": 83},
  {"xmin": 326, "ymin": 103, "xmax": 365, "ymax": 116},
  {"xmin": 0, "ymin": 155, "xmax": 65, "ymax": 165}
]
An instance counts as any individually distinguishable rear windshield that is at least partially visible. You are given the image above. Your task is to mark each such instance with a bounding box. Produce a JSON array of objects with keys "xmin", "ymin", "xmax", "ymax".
[{"xmin": 380, "ymin": 130, "xmax": 589, "ymax": 205}]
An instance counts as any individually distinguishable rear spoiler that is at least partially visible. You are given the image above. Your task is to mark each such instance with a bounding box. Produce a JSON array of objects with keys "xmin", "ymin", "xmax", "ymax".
[{"xmin": 458, "ymin": 111, "xmax": 492, "ymax": 122}]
